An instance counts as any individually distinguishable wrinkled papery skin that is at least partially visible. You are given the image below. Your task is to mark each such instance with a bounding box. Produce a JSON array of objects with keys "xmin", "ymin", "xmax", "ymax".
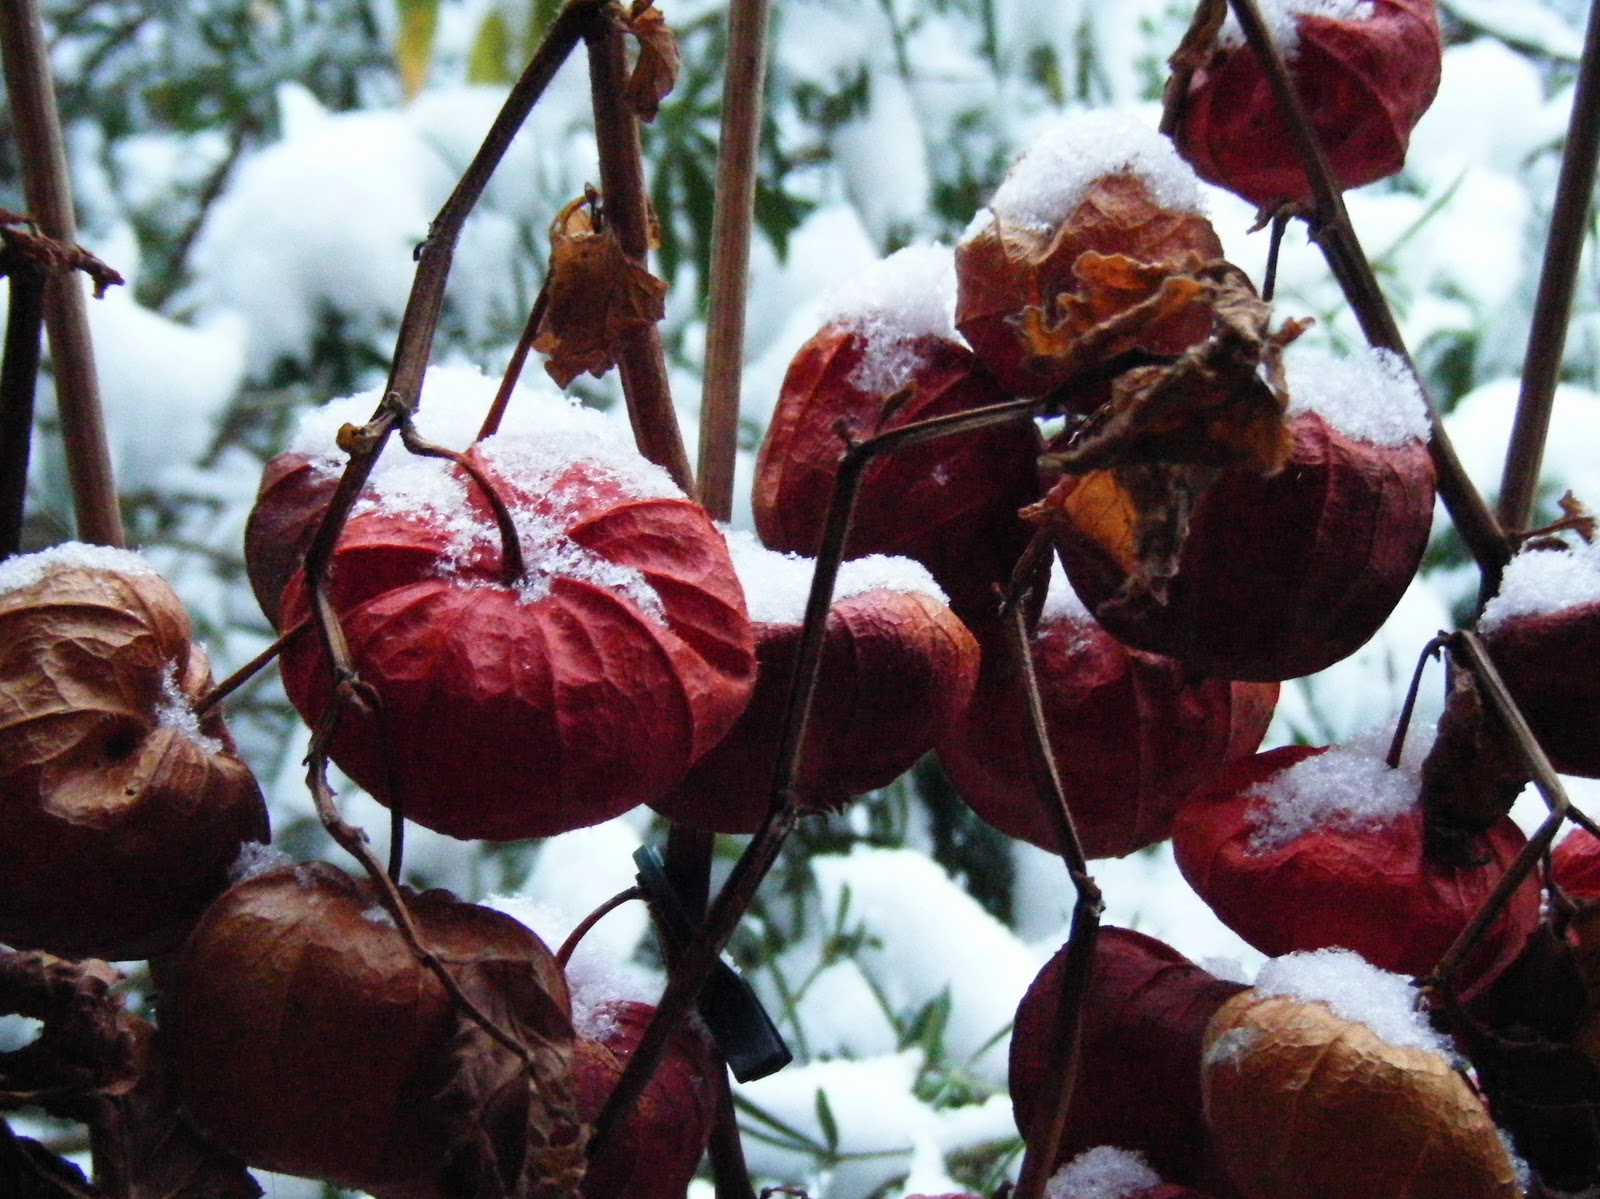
[
  {"xmin": 1173, "ymin": 745, "xmax": 1541, "ymax": 998},
  {"xmin": 653, "ymin": 588, "xmax": 979, "ymax": 833},
  {"xmin": 1482, "ymin": 599, "xmax": 1600, "ymax": 778},
  {"xmin": 1171, "ymin": 0, "xmax": 1443, "ymax": 207},
  {"xmin": 753, "ymin": 326, "xmax": 1041, "ymax": 626},
  {"xmin": 167, "ymin": 862, "xmax": 572, "ymax": 1198},
  {"xmin": 955, "ymin": 173, "xmax": 1225, "ymax": 402},
  {"xmin": 1555, "ymin": 827, "xmax": 1600, "ymax": 901},
  {"xmin": 0, "ymin": 563, "xmax": 268, "ymax": 960},
  {"xmin": 1011, "ymin": 927, "xmax": 1246, "ymax": 1188},
  {"xmin": 937, "ymin": 610, "xmax": 1276, "ymax": 859},
  {"xmin": 245, "ymin": 450, "xmax": 339, "ymax": 629},
  {"xmin": 573, "ymin": 1000, "xmax": 718, "ymax": 1199},
  {"xmin": 278, "ymin": 451, "xmax": 755, "ymax": 841},
  {"xmin": 1052, "ymin": 411, "xmax": 1436, "ymax": 681},
  {"xmin": 1203, "ymin": 991, "xmax": 1521, "ymax": 1199}
]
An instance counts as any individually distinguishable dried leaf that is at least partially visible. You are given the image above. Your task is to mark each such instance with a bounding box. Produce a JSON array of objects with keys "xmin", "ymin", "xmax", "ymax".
[
  {"xmin": 624, "ymin": 3, "xmax": 679, "ymax": 121},
  {"xmin": 436, "ymin": 959, "xmax": 587, "ymax": 1199},
  {"xmin": 0, "ymin": 951, "xmax": 135, "ymax": 1114},
  {"xmin": 532, "ymin": 197, "xmax": 668, "ymax": 388}
]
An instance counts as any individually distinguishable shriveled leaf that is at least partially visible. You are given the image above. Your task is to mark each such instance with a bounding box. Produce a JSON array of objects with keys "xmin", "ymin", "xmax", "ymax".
[
  {"xmin": 624, "ymin": 2, "xmax": 679, "ymax": 121},
  {"xmin": 532, "ymin": 197, "xmax": 668, "ymax": 388},
  {"xmin": 0, "ymin": 951, "xmax": 136, "ymax": 1114},
  {"xmin": 436, "ymin": 958, "xmax": 587, "ymax": 1199}
]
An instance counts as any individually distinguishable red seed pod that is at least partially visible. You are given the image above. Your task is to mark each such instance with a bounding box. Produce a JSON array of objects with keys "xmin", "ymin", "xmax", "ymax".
[
  {"xmin": 573, "ymin": 1000, "xmax": 719, "ymax": 1199},
  {"xmin": 1172, "ymin": 742, "xmax": 1541, "ymax": 996},
  {"xmin": 955, "ymin": 112, "xmax": 1224, "ymax": 401},
  {"xmin": 1051, "ymin": 396, "xmax": 1436, "ymax": 681},
  {"xmin": 937, "ymin": 584, "xmax": 1276, "ymax": 859},
  {"xmin": 1010, "ymin": 927, "xmax": 1246, "ymax": 1186},
  {"xmin": 1554, "ymin": 827, "xmax": 1600, "ymax": 903},
  {"xmin": 166, "ymin": 862, "xmax": 575, "ymax": 1198},
  {"xmin": 0, "ymin": 545, "xmax": 269, "ymax": 961},
  {"xmin": 1167, "ymin": 0, "xmax": 1443, "ymax": 207},
  {"xmin": 278, "ymin": 435, "xmax": 755, "ymax": 841},
  {"xmin": 244, "ymin": 450, "xmax": 338, "ymax": 629},
  {"xmin": 654, "ymin": 542, "xmax": 978, "ymax": 833},
  {"xmin": 753, "ymin": 248, "xmax": 1041, "ymax": 625}
]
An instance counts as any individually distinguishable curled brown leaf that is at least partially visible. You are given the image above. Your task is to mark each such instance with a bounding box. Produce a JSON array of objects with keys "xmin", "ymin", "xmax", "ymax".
[{"xmin": 623, "ymin": 2, "xmax": 679, "ymax": 121}]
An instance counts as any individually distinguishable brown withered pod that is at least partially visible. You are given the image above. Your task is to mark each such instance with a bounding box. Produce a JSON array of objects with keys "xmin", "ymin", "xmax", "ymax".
[
  {"xmin": 1478, "ymin": 536, "xmax": 1600, "ymax": 778},
  {"xmin": 574, "ymin": 998, "xmax": 719, "ymax": 1199},
  {"xmin": 752, "ymin": 244, "xmax": 1041, "ymax": 626},
  {"xmin": 1173, "ymin": 736, "xmax": 1540, "ymax": 1000},
  {"xmin": 1165, "ymin": 0, "xmax": 1443, "ymax": 208},
  {"xmin": 1010, "ymin": 927, "xmax": 1246, "ymax": 1191},
  {"xmin": 954, "ymin": 109, "xmax": 1225, "ymax": 405},
  {"xmin": 1041, "ymin": 345, "xmax": 1437, "ymax": 682},
  {"xmin": 653, "ymin": 533, "xmax": 978, "ymax": 833},
  {"xmin": 1202, "ymin": 951, "xmax": 1522, "ymax": 1199},
  {"xmin": 0, "ymin": 544, "xmax": 268, "ymax": 961},
  {"xmin": 162, "ymin": 861, "xmax": 583, "ymax": 1199},
  {"xmin": 936, "ymin": 564, "xmax": 1276, "ymax": 859}
]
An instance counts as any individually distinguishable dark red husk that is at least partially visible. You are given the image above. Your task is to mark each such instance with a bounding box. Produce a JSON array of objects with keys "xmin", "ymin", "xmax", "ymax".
[
  {"xmin": 1554, "ymin": 827, "xmax": 1600, "ymax": 902},
  {"xmin": 1051, "ymin": 410, "xmax": 1436, "ymax": 681},
  {"xmin": 653, "ymin": 588, "xmax": 979, "ymax": 833},
  {"xmin": 1169, "ymin": 0, "xmax": 1443, "ymax": 206},
  {"xmin": 278, "ymin": 449, "xmax": 755, "ymax": 841},
  {"xmin": 166, "ymin": 862, "xmax": 572, "ymax": 1197},
  {"xmin": 752, "ymin": 325, "xmax": 1041, "ymax": 625},
  {"xmin": 1173, "ymin": 744, "xmax": 1541, "ymax": 996},
  {"xmin": 244, "ymin": 451, "xmax": 339, "ymax": 629},
  {"xmin": 1010, "ymin": 926, "xmax": 1246, "ymax": 1187},
  {"xmin": 573, "ymin": 1000, "xmax": 719, "ymax": 1199},
  {"xmin": 937, "ymin": 609, "xmax": 1276, "ymax": 859},
  {"xmin": 1481, "ymin": 597, "xmax": 1600, "ymax": 777}
]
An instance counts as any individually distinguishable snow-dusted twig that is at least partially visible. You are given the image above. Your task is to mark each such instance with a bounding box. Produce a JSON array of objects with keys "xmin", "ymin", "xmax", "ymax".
[
  {"xmin": 1499, "ymin": 0, "xmax": 1600, "ymax": 533},
  {"xmin": 0, "ymin": 0, "xmax": 123, "ymax": 548}
]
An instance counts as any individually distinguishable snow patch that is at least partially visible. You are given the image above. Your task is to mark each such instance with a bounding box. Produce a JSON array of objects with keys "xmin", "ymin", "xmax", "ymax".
[
  {"xmin": 724, "ymin": 528, "xmax": 947, "ymax": 625},
  {"xmin": 1218, "ymin": 0, "xmax": 1375, "ymax": 57},
  {"xmin": 1284, "ymin": 345, "xmax": 1430, "ymax": 445},
  {"xmin": 1040, "ymin": 557, "xmax": 1094, "ymax": 624},
  {"xmin": 1480, "ymin": 539, "xmax": 1600, "ymax": 632},
  {"xmin": 984, "ymin": 110, "xmax": 1204, "ymax": 232},
  {"xmin": 1246, "ymin": 723, "xmax": 1433, "ymax": 853},
  {"xmin": 1046, "ymin": 1145, "xmax": 1161, "ymax": 1199},
  {"xmin": 816, "ymin": 244, "xmax": 962, "ymax": 396},
  {"xmin": 155, "ymin": 662, "xmax": 223, "ymax": 755},
  {"xmin": 0, "ymin": 542, "xmax": 157, "ymax": 596},
  {"xmin": 228, "ymin": 840, "xmax": 293, "ymax": 884},
  {"xmin": 1254, "ymin": 948, "xmax": 1449, "ymax": 1055}
]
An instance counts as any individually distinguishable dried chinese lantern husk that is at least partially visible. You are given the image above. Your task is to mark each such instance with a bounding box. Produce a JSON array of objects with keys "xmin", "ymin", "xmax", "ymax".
[
  {"xmin": 752, "ymin": 326, "xmax": 1042, "ymax": 625},
  {"xmin": 244, "ymin": 450, "xmax": 339, "ymax": 629},
  {"xmin": 1010, "ymin": 927, "xmax": 1247, "ymax": 1188},
  {"xmin": 0, "ymin": 562, "xmax": 268, "ymax": 960},
  {"xmin": 936, "ymin": 609, "xmax": 1276, "ymax": 859},
  {"xmin": 1480, "ymin": 599, "xmax": 1600, "ymax": 777},
  {"xmin": 1173, "ymin": 745, "xmax": 1541, "ymax": 999},
  {"xmin": 573, "ymin": 1000, "xmax": 718, "ymax": 1199},
  {"xmin": 278, "ymin": 450, "xmax": 755, "ymax": 841},
  {"xmin": 652, "ymin": 588, "xmax": 979, "ymax": 833},
  {"xmin": 1051, "ymin": 411, "xmax": 1436, "ymax": 681},
  {"xmin": 1169, "ymin": 0, "xmax": 1443, "ymax": 207},
  {"xmin": 955, "ymin": 173, "xmax": 1225, "ymax": 403},
  {"xmin": 166, "ymin": 862, "xmax": 573, "ymax": 1197},
  {"xmin": 1554, "ymin": 827, "xmax": 1600, "ymax": 902},
  {"xmin": 1202, "ymin": 990, "xmax": 1521, "ymax": 1199}
]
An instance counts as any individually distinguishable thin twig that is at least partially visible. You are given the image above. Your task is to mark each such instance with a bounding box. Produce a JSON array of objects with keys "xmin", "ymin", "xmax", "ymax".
[
  {"xmin": 396, "ymin": 417, "xmax": 527, "ymax": 581},
  {"xmin": 1222, "ymin": 0, "xmax": 1510, "ymax": 583},
  {"xmin": 0, "ymin": 0, "xmax": 123, "ymax": 547},
  {"xmin": 1498, "ymin": 0, "xmax": 1600, "ymax": 533},
  {"xmin": 555, "ymin": 886, "xmax": 643, "ymax": 968},
  {"xmin": 192, "ymin": 616, "xmax": 311, "ymax": 718},
  {"xmin": 477, "ymin": 288, "xmax": 548, "ymax": 441},
  {"xmin": 697, "ymin": 0, "xmax": 772, "ymax": 518},
  {"xmin": 0, "ymin": 263, "xmax": 45, "ymax": 559},
  {"xmin": 1386, "ymin": 633, "xmax": 1448, "ymax": 770}
]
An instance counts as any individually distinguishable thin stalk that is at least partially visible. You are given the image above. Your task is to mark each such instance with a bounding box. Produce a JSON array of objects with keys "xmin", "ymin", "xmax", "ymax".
[
  {"xmin": 697, "ymin": 0, "xmax": 772, "ymax": 517},
  {"xmin": 556, "ymin": 887, "xmax": 643, "ymax": 967},
  {"xmin": 192, "ymin": 616, "xmax": 310, "ymax": 718},
  {"xmin": 1499, "ymin": 0, "xmax": 1600, "ymax": 533},
  {"xmin": 708, "ymin": 1066, "xmax": 759, "ymax": 1199},
  {"xmin": 0, "ymin": 264, "xmax": 46, "ymax": 559},
  {"xmin": 477, "ymin": 288, "xmax": 547, "ymax": 441},
  {"xmin": 1223, "ymin": 0, "xmax": 1510, "ymax": 582},
  {"xmin": 586, "ymin": 12, "xmax": 695, "ymax": 493},
  {"xmin": 1386, "ymin": 634, "xmax": 1448, "ymax": 769},
  {"xmin": 0, "ymin": 0, "xmax": 123, "ymax": 547}
]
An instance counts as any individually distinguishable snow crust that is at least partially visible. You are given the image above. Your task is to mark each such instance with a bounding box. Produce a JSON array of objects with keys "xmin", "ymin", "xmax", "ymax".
[
  {"xmin": 1253, "ymin": 948, "xmax": 1450, "ymax": 1055},
  {"xmin": 155, "ymin": 662, "xmax": 223, "ymax": 754},
  {"xmin": 984, "ymin": 110, "xmax": 1205, "ymax": 232},
  {"xmin": 1046, "ymin": 1146, "xmax": 1161, "ymax": 1199},
  {"xmin": 1284, "ymin": 344, "xmax": 1430, "ymax": 445},
  {"xmin": 0, "ymin": 542, "xmax": 157, "ymax": 596},
  {"xmin": 1480, "ymin": 538, "xmax": 1600, "ymax": 631},
  {"xmin": 1039, "ymin": 557, "xmax": 1094, "ymax": 625},
  {"xmin": 1246, "ymin": 723, "xmax": 1434, "ymax": 853},
  {"xmin": 724, "ymin": 528, "xmax": 947, "ymax": 625},
  {"xmin": 1218, "ymin": 0, "xmax": 1375, "ymax": 57},
  {"xmin": 228, "ymin": 840, "xmax": 293, "ymax": 884},
  {"xmin": 816, "ymin": 244, "xmax": 962, "ymax": 396}
]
